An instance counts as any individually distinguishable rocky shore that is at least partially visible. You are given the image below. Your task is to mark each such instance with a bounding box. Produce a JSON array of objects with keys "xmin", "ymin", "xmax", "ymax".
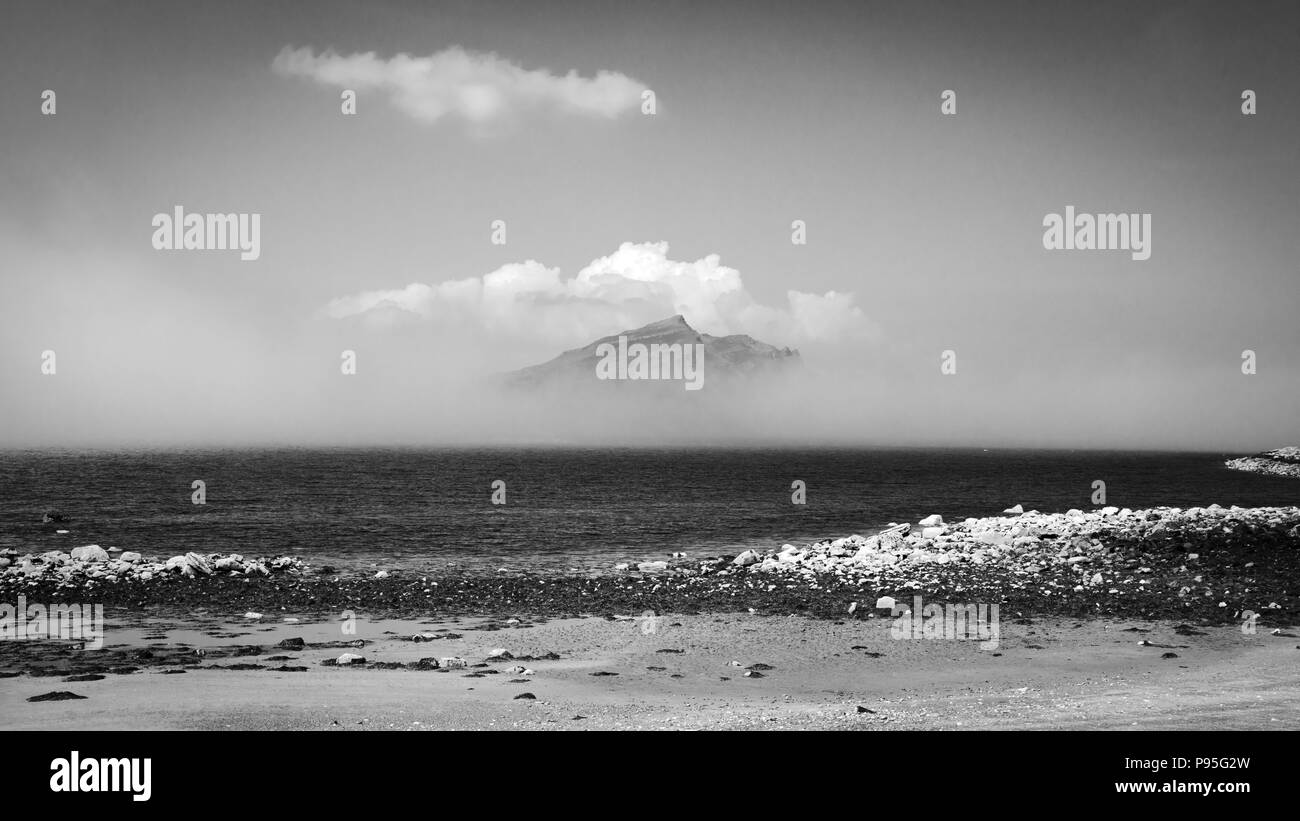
[
  {"xmin": 2, "ymin": 504, "xmax": 1298, "ymax": 624},
  {"xmin": 0, "ymin": 546, "xmax": 302, "ymax": 585},
  {"xmin": 730, "ymin": 503, "xmax": 1300, "ymax": 579},
  {"xmin": 1225, "ymin": 447, "xmax": 1300, "ymax": 478}
]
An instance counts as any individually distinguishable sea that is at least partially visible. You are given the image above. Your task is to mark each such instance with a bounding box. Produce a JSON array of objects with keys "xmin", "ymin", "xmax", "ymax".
[{"xmin": 1, "ymin": 448, "xmax": 1296, "ymax": 574}]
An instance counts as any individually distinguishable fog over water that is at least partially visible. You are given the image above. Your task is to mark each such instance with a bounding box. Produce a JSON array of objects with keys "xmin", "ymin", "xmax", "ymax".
[{"xmin": 1, "ymin": 0, "xmax": 1297, "ymax": 451}]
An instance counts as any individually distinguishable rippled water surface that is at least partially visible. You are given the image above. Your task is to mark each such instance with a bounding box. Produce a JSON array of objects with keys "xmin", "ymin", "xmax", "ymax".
[{"xmin": 1, "ymin": 448, "xmax": 1294, "ymax": 572}]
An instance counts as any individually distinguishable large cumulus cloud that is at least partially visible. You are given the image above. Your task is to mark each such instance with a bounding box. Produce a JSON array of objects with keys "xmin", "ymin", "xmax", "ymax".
[{"xmin": 323, "ymin": 241, "xmax": 875, "ymax": 347}]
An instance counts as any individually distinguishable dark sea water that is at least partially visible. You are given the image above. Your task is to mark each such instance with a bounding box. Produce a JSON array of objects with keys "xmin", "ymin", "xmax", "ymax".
[{"xmin": 1, "ymin": 448, "xmax": 1296, "ymax": 573}]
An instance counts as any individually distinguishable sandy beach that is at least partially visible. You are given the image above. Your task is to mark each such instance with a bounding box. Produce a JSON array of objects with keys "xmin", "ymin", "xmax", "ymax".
[
  {"xmin": 3, "ymin": 610, "xmax": 1296, "ymax": 731},
  {"xmin": 4, "ymin": 501, "xmax": 1298, "ymax": 730}
]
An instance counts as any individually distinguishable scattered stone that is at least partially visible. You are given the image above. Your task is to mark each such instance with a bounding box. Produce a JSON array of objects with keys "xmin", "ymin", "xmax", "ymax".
[
  {"xmin": 336, "ymin": 653, "xmax": 366, "ymax": 666},
  {"xmin": 514, "ymin": 692, "xmax": 536, "ymax": 700},
  {"xmin": 28, "ymin": 691, "xmax": 86, "ymax": 702}
]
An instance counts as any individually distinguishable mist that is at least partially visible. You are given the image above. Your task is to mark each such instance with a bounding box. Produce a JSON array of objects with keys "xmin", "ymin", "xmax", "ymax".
[{"xmin": 1, "ymin": 0, "xmax": 1297, "ymax": 452}]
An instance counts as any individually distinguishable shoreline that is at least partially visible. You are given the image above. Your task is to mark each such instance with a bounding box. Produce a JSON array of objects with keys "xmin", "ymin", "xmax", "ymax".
[
  {"xmin": 3, "ymin": 503, "xmax": 1297, "ymax": 624},
  {"xmin": 5, "ymin": 502, "xmax": 1298, "ymax": 730},
  {"xmin": 2, "ymin": 612, "xmax": 1296, "ymax": 730}
]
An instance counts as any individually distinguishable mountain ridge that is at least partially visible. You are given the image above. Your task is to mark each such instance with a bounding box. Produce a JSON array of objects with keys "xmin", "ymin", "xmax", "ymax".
[{"xmin": 504, "ymin": 315, "xmax": 799, "ymax": 390}]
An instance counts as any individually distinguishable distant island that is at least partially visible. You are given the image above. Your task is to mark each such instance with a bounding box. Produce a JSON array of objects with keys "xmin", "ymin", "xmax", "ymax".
[{"xmin": 504, "ymin": 314, "xmax": 799, "ymax": 391}]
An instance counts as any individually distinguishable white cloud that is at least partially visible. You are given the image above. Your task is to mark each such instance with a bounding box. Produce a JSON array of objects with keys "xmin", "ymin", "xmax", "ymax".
[
  {"xmin": 272, "ymin": 45, "xmax": 647, "ymax": 124},
  {"xmin": 324, "ymin": 242, "xmax": 876, "ymax": 347}
]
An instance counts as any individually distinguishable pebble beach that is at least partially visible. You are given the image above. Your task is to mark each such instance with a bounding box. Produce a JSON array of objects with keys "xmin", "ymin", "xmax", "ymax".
[{"xmin": 3, "ymin": 502, "xmax": 1298, "ymax": 729}]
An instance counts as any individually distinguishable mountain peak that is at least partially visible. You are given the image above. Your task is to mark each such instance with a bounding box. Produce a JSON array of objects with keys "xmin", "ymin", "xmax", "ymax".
[
  {"xmin": 504, "ymin": 315, "xmax": 798, "ymax": 390},
  {"xmin": 631, "ymin": 314, "xmax": 694, "ymax": 333}
]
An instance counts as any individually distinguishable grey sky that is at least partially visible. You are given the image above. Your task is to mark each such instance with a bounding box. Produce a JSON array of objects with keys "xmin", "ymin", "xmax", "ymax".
[{"xmin": 1, "ymin": 0, "xmax": 1297, "ymax": 448}]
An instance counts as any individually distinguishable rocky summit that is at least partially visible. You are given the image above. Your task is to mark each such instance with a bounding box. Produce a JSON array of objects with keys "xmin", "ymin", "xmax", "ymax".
[{"xmin": 1225, "ymin": 447, "xmax": 1300, "ymax": 478}]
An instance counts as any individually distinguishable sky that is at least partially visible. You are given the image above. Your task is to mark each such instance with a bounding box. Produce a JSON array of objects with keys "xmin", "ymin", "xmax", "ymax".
[{"xmin": 0, "ymin": 0, "xmax": 1297, "ymax": 449}]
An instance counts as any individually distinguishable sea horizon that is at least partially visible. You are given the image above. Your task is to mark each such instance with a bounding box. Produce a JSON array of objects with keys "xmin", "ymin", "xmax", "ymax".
[{"xmin": 0, "ymin": 442, "xmax": 1276, "ymax": 456}]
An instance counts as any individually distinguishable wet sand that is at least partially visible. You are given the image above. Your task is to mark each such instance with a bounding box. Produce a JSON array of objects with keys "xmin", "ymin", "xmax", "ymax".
[{"xmin": 2, "ymin": 612, "xmax": 1296, "ymax": 730}]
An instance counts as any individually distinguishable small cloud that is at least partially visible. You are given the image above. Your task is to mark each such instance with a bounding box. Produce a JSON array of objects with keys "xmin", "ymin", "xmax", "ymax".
[
  {"xmin": 272, "ymin": 45, "xmax": 647, "ymax": 125},
  {"xmin": 324, "ymin": 242, "xmax": 877, "ymax": 347}
]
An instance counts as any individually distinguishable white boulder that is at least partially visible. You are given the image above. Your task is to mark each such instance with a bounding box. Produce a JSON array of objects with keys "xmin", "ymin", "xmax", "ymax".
[
  {"xmin": 214, "ymin": 554, "xmax": 244, "ymax": 571},
  {"xmin": 70, "ymin": 545, "xmax": 110, "ymax": 563}
]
